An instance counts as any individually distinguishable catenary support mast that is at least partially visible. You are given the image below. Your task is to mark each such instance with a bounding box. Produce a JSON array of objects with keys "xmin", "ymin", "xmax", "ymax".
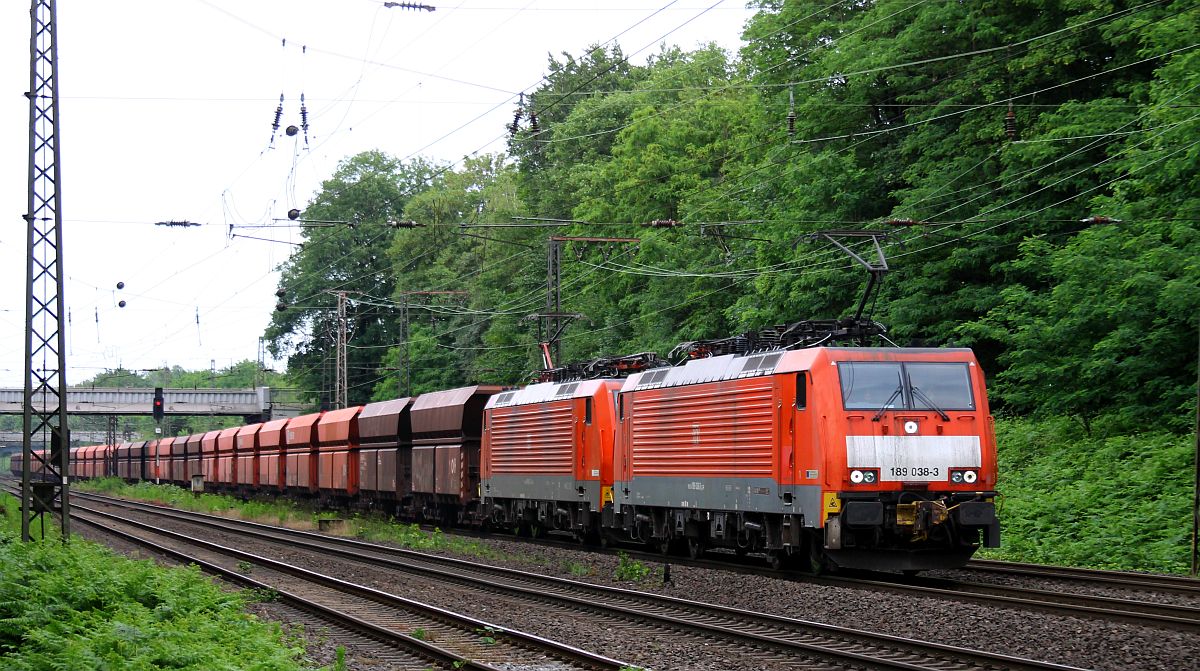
[{"xmin": 23, "ymin": 0, "xmax": 70, "ymax": 542}]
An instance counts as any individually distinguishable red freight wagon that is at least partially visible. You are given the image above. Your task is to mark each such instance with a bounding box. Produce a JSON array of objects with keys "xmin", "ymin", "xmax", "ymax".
[
  {"xmin": 99, "ymin": 444, "xmax": 115, "ymax": 478},
  {"xmin": 87, "ymin": 445, "xmax": 102, "ymax": 478},
  {"xmin": 235, "ymin": 423, "xmax": 262, "ymax": 489},
  {"xmin": 70, "ymin": 447, "xmax": 83, "ymax": 478},
  {"xmin": 116, "ymin": 443, "xmax": 131, "ymax": 479},
  {"xmin": 614, "ymin": 347, "xmax": 999, "ymax": 571},
  {"xmin": 482, "ymin": 379, "xmax": 622, "ymax": 539},
  {"xmin": 153, "ymin": 438, "xmax": 174, "ymax": 482},
  {"xmin": 409, "ymin": 385, "xmax": 502, "ymax": 524},
  {"xmin": 216, "ymin": 427, "xmax": 239, "ymax": 486},
  {"xmin": 316, "ymin": 406, "xmax": 362, "ymax": 497},
  {"xmin": 183, "ymin": 434, "xmax": 203, "ymax": 482},
  {"xmin": 200, "ymin": 430, "xmax": 221, "ymax": 485},
  {"xmin": 257, "ymin": 417, "xmax": 289, "ymax": 491},
  {"xmin": 169, "ymin": 435, "xmax": 190, "ymax": 484},
  {"xmin": 129, "ymin": 441, "xmax": 150, "ymax": 481},
  {"xmin": 285, "ymin": 412, "xmax": 322, "ymax": 494},
  {"xmin": 357, "ymin": 398, "xmax": 412, "ymax": 509}
]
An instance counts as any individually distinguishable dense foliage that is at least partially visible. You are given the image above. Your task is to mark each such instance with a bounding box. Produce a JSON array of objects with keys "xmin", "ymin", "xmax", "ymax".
[
  {"xmin": 986, "ymin": 417, "xmax": 1193, "ymax": 572},
  {"xmin": 0, "ymin": 495, "xmax": 314, "ymax": 670},
  {"xmin": 262, "ymin": 1, "xmax": 1196, "ymax": 425}
]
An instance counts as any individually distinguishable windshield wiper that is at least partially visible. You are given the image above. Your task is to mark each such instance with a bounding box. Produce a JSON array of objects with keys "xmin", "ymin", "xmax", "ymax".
[
  {"xmin": 872, "ymin": 385, "xmax": 903, "ymax": 422},
  {"xmin": 911, "ymin": 386, "xmax": 950, "ymax": 421}
]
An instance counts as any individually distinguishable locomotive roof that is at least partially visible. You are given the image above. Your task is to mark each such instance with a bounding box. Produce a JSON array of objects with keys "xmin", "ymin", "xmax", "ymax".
[
  {"xmin": 620, "ymin": 346, "xmax": 977, "ymax": 392},
  {"xmin": 486, "ymin": 379, "xmax": 613, "ymax": 410}
]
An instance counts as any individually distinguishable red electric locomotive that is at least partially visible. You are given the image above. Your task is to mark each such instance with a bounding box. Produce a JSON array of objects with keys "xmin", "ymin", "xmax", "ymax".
[
  {"xmin": 611, "ymin": 346, "xmax": 998, "ymax": 572},
  {"xmin": 482, "ymin": 377, "xmax": 624, "ymax": 539}
]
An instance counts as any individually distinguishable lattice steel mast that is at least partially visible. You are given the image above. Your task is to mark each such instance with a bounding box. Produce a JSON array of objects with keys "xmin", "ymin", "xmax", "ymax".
[{"xmin": 23, "ymin": 0, "xmax": 71, "ymax": 541}]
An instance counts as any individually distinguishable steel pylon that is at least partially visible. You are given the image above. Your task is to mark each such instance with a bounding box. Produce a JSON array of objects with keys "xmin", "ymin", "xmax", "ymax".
[{"xmin": 23, "ymin": 0, "xmax": 70, "ymax": 542}]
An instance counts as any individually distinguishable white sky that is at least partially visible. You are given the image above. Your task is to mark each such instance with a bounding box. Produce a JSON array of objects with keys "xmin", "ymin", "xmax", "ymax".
[{"xmin": 1, "ymin": 0, "xmax": 753, "ymax": 388}]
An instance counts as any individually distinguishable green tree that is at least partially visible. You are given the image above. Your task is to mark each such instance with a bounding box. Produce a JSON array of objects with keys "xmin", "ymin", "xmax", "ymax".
[{"xmin": 265, "ymin": 150, "xmax": 440, "ymax": 406}]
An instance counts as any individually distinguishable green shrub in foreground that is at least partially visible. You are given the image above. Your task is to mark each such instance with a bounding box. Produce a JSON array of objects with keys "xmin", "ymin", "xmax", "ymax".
[
  {"xmin": 0, "ymin": 496, "xmax": 314, "ymax": 671},
  {"xmin": 984, "ymin": 417, "xmax": 1192, "ymax": 574}
]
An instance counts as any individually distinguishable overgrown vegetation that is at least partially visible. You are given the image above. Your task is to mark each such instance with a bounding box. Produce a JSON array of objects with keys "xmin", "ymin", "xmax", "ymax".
[
  {"xmin": 0, "ymin": 493, "xmax": 316, "ymax": 670},
  {"xmin": 986, "ymin": 417, "xmax": 1193, "ymax": 573}
]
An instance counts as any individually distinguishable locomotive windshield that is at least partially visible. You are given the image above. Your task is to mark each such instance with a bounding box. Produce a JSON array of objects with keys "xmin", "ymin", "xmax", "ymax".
[
  {"xmin": 838, "ymin": 361, "xmax": 975, "ymax": 411},
  {"xmin": 839, "ymin": 362, "xmax": 903, "ymax": 410}
]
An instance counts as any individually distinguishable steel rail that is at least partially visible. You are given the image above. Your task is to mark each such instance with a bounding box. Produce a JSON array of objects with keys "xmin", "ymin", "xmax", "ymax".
[
  {"xmin": 52, "ymin": 499, "xmax": 625, "ymax": 671},
  {"xmin": 75, "ymin": 490, "xmax": 1083, "ymax": 671},
  {"xmin": 63, "ymin": 514, "xmax": 500, "ymax": 670},
  {"xmin": 966, "ymin": 558, "xmax": 1200, "ymax": 596}
]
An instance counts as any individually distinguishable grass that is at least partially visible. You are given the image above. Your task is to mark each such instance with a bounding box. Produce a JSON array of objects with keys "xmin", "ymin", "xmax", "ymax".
[
  {"xmin": 76, "ymin": 478, "xmax": 507, "ymax": 561},
  {"xmin": 0, "ymin": 492, "xmax": 322, "ymax": 670}
]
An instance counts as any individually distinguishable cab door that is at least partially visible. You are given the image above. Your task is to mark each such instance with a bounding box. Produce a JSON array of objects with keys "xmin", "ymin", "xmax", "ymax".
[{"xmin": 790, "ymin": 372, "xmax": 822, "ymax": 519}]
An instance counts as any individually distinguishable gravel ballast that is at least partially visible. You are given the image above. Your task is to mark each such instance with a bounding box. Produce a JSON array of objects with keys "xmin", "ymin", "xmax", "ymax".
[{"xmin": 75, "ymin": 498, "xmax": 1200, "ymax": 671}]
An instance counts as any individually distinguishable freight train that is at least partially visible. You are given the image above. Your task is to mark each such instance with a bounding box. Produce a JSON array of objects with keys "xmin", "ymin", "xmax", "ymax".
[{"xmin": 16, "ymin": 337, "xmax": 1000, "ymax": 573}]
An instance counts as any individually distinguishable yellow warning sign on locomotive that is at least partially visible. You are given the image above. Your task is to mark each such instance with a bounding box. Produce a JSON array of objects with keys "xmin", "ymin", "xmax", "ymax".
[{"xmin": 822, "ymin": 492, "xmax": 842, "ymax": 523}]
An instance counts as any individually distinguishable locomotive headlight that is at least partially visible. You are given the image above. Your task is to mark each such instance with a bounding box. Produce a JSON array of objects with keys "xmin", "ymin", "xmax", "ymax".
[
  {"xmin": 963, "ymin": 470, "xmax": 978, "ymax": 484},
  {"xmin": 850, "ymin": 469, "xmax": 865, "ymax": 484},
  {"xmin": 951, "ymin": 471, "xmax": 964, "ymax": 484},
  {"xmin": 863, "ymin": 470, "xmax": 877, "ymax": 484}
]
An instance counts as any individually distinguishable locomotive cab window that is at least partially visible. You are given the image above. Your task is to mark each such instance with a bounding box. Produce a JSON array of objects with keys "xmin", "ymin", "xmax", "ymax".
[
  {"xmin": 839, "ymin": 362, "xmax": 904, "ymax": 410},
  {"xmin": 837, "ymin": 361, "xmax": 975, "ymax": 411},
  {"xmin": 585, "ymin": 397, "xmax": 593, "ymax": 424},
  {"xmin": 906, "ymin": 363, "xmax": 975, "ymax": 410},
  {"xmin": 795, "ymin": 372, "xmax": 808, "ymax": 409}
]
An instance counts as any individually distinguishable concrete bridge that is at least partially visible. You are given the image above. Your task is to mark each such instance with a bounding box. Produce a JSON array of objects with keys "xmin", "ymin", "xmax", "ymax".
[{"xmin": 0, "ymin": 387, "xmax": 303, "ymax": 421}]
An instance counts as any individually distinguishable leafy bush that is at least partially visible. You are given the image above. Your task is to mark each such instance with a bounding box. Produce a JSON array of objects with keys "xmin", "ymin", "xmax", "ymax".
[
  {"xmin": 0, "ymin": 494, "xmax": 315, "ymax": 670},
  {"xmin": 984, "ymin": 417, "xmax": 1193, "ymax": 573},
  {"xmin": 614, "ymin": 552, "xmax": 651, "ymax": 582}
]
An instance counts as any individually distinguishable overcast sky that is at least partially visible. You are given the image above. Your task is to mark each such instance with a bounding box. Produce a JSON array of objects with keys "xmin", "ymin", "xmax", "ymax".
[{"xmin": 1, "ymin": 0, "xmax": 753, "ymax": 389}]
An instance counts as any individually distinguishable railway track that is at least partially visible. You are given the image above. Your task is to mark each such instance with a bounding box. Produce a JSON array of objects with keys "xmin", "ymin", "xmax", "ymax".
[
  {"xmin": 435, "ymin": 521, "xmax": 1200, "ymax": 632},
  {"xmin": 2, "ymin": 487, "xmax": 621, "ymax": 671},
  {"xmin": 74, "ymin": 490, "xmax": 1082, "ymax": 671},
  {"xmin": 964, "ymin": 558, "xmax": 1200, "ymax": 597}
]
